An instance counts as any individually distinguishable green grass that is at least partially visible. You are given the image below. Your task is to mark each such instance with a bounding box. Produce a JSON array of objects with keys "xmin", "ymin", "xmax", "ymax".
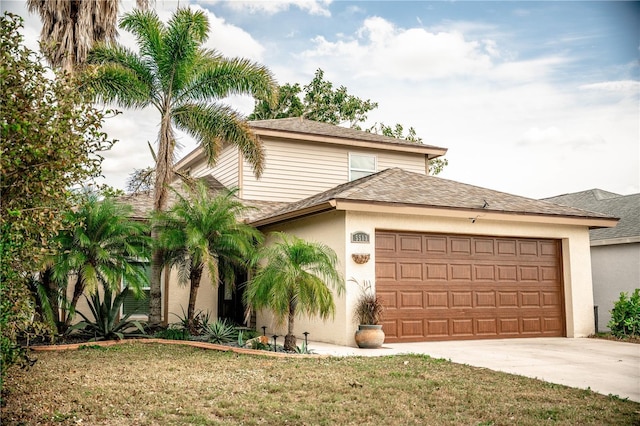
[{"xmin": 2, "ymin": 342, "xmax": 639, "ymax": 425}]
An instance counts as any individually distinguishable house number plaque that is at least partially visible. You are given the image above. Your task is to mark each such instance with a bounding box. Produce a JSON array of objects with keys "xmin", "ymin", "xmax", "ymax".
[{"xmin": 351, "ymin": 231, "xmax": 370, "ymax": 244}]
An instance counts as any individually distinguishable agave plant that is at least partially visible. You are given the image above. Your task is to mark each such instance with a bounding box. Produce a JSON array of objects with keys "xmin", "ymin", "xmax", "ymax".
[
  {"xmin": 71, "ymin": 286, "xmax": 147, "ymax": 341},
  {"xmin": 203, "ymin": 319, "xmax": 237, "ymax": 344}
]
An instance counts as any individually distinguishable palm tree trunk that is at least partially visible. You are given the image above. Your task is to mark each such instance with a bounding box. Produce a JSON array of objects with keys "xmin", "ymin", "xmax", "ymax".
[
  {"xmin": 187, "ymin": 264, "xmax": 203, "ymax": 332},
  {"xmin": 284, "ymin": 301, "xmax": 296, "ymax": 351},
  {"xmin": 148, "ymin": 240, "xmax": 164, "ymax": 328},
  {"xmin": 42, "ymin": 268, "xmax": 60, "ymax": 326},
  {"xmin": 64, "ymin": 275, "xmax": 85, "ymax": 330},
  {"xmin": 148, "ymin": 108, "xmax": 175, "ymax": 328}
]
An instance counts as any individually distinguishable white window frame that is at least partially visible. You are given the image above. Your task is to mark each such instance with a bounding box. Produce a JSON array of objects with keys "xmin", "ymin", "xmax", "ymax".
[{"xmin": 349, "ymin": 153, "xmax": 377, "ymax": 181}]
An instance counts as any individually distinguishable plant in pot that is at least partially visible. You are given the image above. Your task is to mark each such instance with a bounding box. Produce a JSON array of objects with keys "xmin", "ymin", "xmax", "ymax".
[{"xmin": 351, "ymin": 279, "xmax": 385, "ymax": 348}]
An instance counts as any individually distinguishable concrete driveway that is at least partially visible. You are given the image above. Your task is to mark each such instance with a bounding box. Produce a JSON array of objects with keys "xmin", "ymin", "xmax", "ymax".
[{"xmin": 311, "ymin": 337, "xmax": 640, "ymax": 402}]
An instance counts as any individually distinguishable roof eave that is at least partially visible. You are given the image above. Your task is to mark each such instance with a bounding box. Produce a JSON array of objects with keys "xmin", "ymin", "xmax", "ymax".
[
  {"xmin": 251, "ymin": 128, "xmax": 448, "ymax": 157},
  {"xmin": 252, "ymin": 198, "xmax": 619, "ymax": 228},
  {"xmin": 249, "ymin": 201, "xmax": 337, "ymax": 228},
  {"xmin": 332, "ymin": 200, "xmax": 619, "ymax": 228}
]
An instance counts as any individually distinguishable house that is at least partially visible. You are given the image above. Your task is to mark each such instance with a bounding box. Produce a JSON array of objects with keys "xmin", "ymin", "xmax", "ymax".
[
  {"xmin": 126, "ymin": 117, "xmax": 618, "ymax": 346},
  {"xmin": 543, "ymin": 190, "xmax": 639, "ymax": 332}
]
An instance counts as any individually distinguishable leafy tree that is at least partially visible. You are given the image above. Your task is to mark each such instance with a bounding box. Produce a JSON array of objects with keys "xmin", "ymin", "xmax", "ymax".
[
  {"xmin": 126, "ymin": 167, "xmax": 155, "ymax": 194},
  {"xmin": 27, "ymin": 0, "xmax": 151, "ymax": 74},
  {"xmin": 249, "ymin": 69, "xmax": 377, "ymax": 128},
  {"xmin": 249, "ymin": 83, "xmax": 304, "ymax": 121},
  {"xmin": 85, "ymin": 8, "xmax": 277, "ymax": 327},
  {"xmin": 249, "ymin": 69, "xmax": 448, "ymax": 174},
  {"xmin": 0, "ymin": 12, "xmax": 114, "ymax": 377},
  {"xmin": 49, "ymin": 193, "xmax": 152, "ymax": 331},
  {"xmin": 368, "ymin": 122, "xmax": 449, "ymax": 175},
  {"xmin": 155, "ymin": 183, "xmax": 262, "ymax": 332},
  {"xmin": 244, "ymin": 232, "xmax": 344, "ymax": 351}
]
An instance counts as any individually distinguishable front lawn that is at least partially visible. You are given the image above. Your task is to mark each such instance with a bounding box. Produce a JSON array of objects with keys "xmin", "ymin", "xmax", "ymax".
[{"xmin": 2, "ymin": 342, "xmax": 638, "ymax": 425}]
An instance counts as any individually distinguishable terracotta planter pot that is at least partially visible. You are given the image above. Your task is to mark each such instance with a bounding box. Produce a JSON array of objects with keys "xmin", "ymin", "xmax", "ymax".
[{"xmin": 354, "ymin": 324, "xmax": 385, "ymax": 348}]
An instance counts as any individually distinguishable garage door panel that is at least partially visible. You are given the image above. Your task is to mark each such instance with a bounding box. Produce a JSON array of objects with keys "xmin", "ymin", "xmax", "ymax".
[
  {"xmin": 521, "ymin": 292, "xmax": 541, "ymax": 307},
  {"xmin": 498, "ymin": 292, "xmax": 518, "ymax": 307},
  {"xmin": 497, "ymin": 265, "xmax": 518, "ymax": 281},
  {"xmin": 425, "ymin": 236, "xmax": 447, "ymax": 254},
  {"xmin": 376, "ymin": 262, "xmax": 396, "ymax": 280},
  {"xmin": 401, "ymin": 320, "xmax": 424, "ymax": 337},
  {"xmin": 400, "ymin": 292, "xmax": 424, "ymax": 309},
  {"xmin": 451, "ymin": 292, "xmax": 472, "ymax": 307},
  {"xmin": 426, "ymin": 292, "xmax": 448, "ymax": 308},
  {"xmin": 376, "ymin": 231, "xmax": 565, "ymax": 342},
  {"xmin": 476, "ymin": 318, "xmax": 498, "ymax": 335},
  {"xmin": 520, "ymin": 266, "xmax": 540, "ymax": 281},
  {"xmin": 474, "ymin": 239, "xmax": 495, "ymax": 255},
  {"xmin": 475, "ymin": 291, "xmax": 497, "ymax": 307},
  {"xmin": 519, "ymin": 240, "xmax": 539, "ymax": 256},
  {"xmin": 452, "ymin": 319, "xmax": 474, "ymax": 336},
  {"xmin": 426, "ymin": 264, "xmax": 448, "ymax": 280},
  {"xmin": 450, "ymin": 237, "xmax": 472, "ymax": 255},
  {"xmin": 499, "ymin": 318, "xmax": 520, "ymax": 334},
  {"xmin": 377, "ymin": 291, "xmax": 397, "ymax": 309},
  {"xmin": 474, "ymin": 265, "xmax": 496, "ymax": 281},
  {"xmin": 399, "ymin": 262, "xmax": 423, "ymax": 280}
]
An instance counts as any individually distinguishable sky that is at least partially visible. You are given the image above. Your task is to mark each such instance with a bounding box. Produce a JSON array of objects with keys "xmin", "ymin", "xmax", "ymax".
[{"xmin": 3, "ymin": 0, "xmax": 639, "ymax": 199}]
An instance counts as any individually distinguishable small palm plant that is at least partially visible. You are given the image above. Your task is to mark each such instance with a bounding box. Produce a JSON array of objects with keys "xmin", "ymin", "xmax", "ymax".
[
  {"xmin": 48, "ymin": 193, "xmax": 151, "ymax": 332},
  {"xmin": 154, "ymin": 182, "xmax": 262, "ymax": 333},
  {"xmin": 244, "ymin": 233, "xmax": 344, "ymax": 351}
]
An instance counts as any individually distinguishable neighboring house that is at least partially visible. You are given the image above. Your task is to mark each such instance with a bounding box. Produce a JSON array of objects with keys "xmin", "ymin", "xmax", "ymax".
[
  {"xmin": 543, "ymin": 190, "xmax": 639, "ymax": 332},
  {"xmin": 124, "ymin": 117, "xmax": 618, "ymax": 346}
]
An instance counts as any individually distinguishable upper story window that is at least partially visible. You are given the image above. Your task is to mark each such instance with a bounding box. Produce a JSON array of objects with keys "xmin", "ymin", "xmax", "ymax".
[{"xmin": 349, "ymin": 153, "xmax": 377, "ymax": 181}]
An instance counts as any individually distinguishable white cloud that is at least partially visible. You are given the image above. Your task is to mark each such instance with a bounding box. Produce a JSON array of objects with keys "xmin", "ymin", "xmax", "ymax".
[
  {"xmin": 517, "ymin": 126, "xmax": 605, "ymax": 148},
  {"xmin": 200, "ymin": 0, "xmax": 332, "ymax": 17},
  {"xmin": 300, "ymin": 16, "xmax": 499, "ymax": 80},
  {"xmin": 579, "ymin": 80, "xmax": 640, "ymax": 94}
]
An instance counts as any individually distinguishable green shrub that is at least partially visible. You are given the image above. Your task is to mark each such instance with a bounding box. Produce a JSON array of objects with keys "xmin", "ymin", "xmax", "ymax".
[
  {"xmin": 608, "ymin": 289, "xmax": 640, "ymax": 338},
  {"xmin": 154, "ymin": 327, "xmax": 191, "ymax": 341}
]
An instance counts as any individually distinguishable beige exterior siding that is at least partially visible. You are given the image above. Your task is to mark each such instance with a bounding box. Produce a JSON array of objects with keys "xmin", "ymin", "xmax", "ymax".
[
  {"xmin": 240, "ymin": 138, "xmax": 428, "ymax": 202},
  {"xmin": 187, "ymin": 145, "xmax": 240, "ymax": 190}
]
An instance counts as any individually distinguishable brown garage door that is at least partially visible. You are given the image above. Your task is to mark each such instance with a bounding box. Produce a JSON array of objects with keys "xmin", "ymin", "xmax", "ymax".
[{"xmin": 376, "ymin": 231, "xmax": 565, "ymax": 342}]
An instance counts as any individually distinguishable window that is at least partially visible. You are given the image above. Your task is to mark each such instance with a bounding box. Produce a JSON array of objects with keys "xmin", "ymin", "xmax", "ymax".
[
  {"xmin": 122, "ymin": 263, "xmax": 151, "ymax": 316},
  {"xmin": 349, "ymin": 153, "xmax": 377, "ymax": 181}
]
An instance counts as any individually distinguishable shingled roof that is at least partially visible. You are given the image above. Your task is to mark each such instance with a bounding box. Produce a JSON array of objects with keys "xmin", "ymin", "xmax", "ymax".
[
  {"xmin": 117, "ymin": 175, "xmax": 287, "ymax": 223},
  {"xmin": 543, "ymin": 189, "xmax": 638, "ymax": 241},
  {"xmin": 250, "ymin": 168, "xmax": 617, "ymax": 226},
  {"xmin": 248, "ymin": 117, "xmax": 447, "ymax": 153}
]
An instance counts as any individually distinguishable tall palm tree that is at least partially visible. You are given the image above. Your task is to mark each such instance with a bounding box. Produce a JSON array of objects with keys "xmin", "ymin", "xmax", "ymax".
[
  {"xmin": 244, "ymin": 233, "xmax": 344, "ymax": 351},
  {"xmin": 155, "ymin": 183, "xmax": 262, "ymax": 332},
  {"xmin": 26, "ymin": 0, "xmax": 151, "ymax": 74},
  {"xmin": 84, "ymin": 8, "xmax": 277, "ymax": 327},
  {"xmin": 50, "ymin": 193, "xmax": 152, "ymax": 330}
]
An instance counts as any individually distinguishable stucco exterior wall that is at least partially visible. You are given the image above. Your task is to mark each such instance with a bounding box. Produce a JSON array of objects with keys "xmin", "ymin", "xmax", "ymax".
[
  {"xmin": 254, "ymin": 209, "xmax": 596, "ymax": 346},
  {"xmin": 165, "ymin": 267, "xmax": 219, "ymax": 324},
  {"xmin": 256, "ymin": 211, "xmax": 348, "ymax": 345},
  {"xmin": 591, "ymin": 242, "xmax": 640, "ymax": 332}
]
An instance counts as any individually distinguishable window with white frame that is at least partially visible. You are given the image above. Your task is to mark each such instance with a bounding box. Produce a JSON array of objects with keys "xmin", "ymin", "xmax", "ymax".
[
  {"xmin": 349, "ymin": 153, "xmax": 377, "ymax": 181},
  {"xmin": 122, "ymin": 263, "xmax": 151, "ymax": 316}
]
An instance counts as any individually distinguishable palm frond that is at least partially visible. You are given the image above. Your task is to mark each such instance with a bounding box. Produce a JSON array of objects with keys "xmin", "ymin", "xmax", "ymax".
[
  {"xmin": 173, "ymin": 103, "xmax": 265, "ymax": 177},
  {"xmin": 181, "ymin": 54, "xmax": 277, "ymax": 105}
]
